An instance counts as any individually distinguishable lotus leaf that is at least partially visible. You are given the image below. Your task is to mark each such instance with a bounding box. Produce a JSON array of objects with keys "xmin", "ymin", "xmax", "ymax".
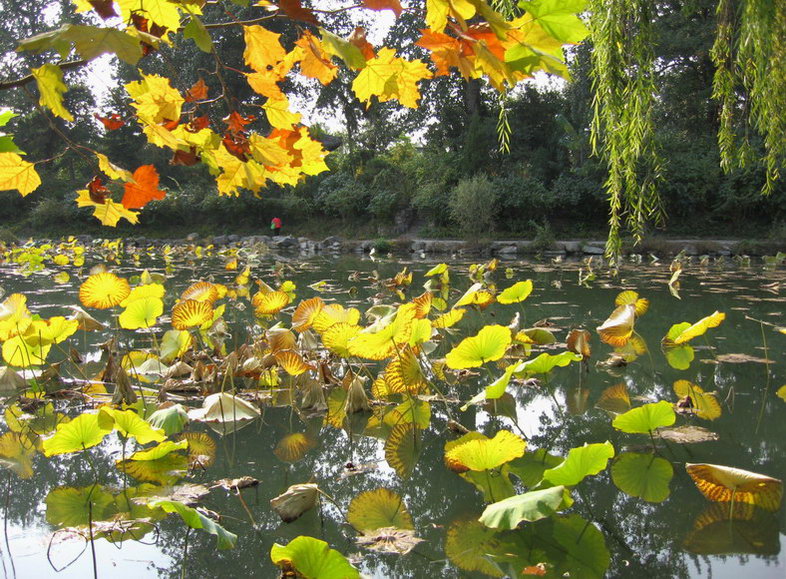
[
  {"xmin": 432, "ymin": 307, "xmax": 465, "ymax": 328},
  {"xmin": 347, "ymin": 488, "xmax": 414, "ymax": 532},
  {"xmin": 271, "ymin": 483, "xmax": 320, "ymax": 523},
  {"xmin": 270, "ymin": 536, "xmax": 359, "ymax": 578},
  {"xmin": 189, "ymin": 392, "xmax": 261, "ymax": 423},
  {"xmin": 171, "ymin": 299, "xmax": 213, "ymax": 330},
  {"xmin": 513, "ymin": 351, "xmax": 582, "ymax": 376},
  {"xmin": 79, "ymin": 272, "xmax": 130, "ymax": 309},
  {"xmin": 454, "ymin": 282, "xmax": 494, "ymax": 308},
  {"xmin": 566, "ymin": 328, "xmax": 591, "ymax": 357},
  {"xmin": 595, "ymin": 383, "xmax": 631, "ymax": 414},
  {"xmin": 147, "ymin": 404, "xmax": 189, "ymax": 436},
  {"xmin": 615, "ymin": 290, "xmax": 649, "ymax": 316},
  {"xmin": 445, "ymin": 430, "xmax": 526, "ymax": 472},
  {"xmin": 542, "ymin": 441, "xmax": 615, "ymax": 487},
  {"xmin": 497, "ymin": 280, "xmax": 534, "ymax": 304},
  {"xmin": 673, "ymin": 380, "xmax": 721, "ymax": 420},
  {"xmin": 118, "ymin": 452, "xmax": 189, "ymax": 485},
  {"xmin": 479, "ymin": 485, "xmax": 571, "ymax": 529},
  {"xmin": 611, "ymin": 452, "xmax": 673, "ymax": 502},
  {"xmin": 127, "ymin": 439, "xmax": 188, "ymax": 461},
  {"xmin": 597, "ymin": 304, "xmax": 636, "ymax": 347},
  {"xmin": 356, "ymin": 527, "xmax": 424, "ymax": 555},
  {"xmin": 445, "ymin": 518, "xmax": 505, "ymax": 577},
  {"xmin": 98, "ymin": 407, "xmax": 166, "ymax": 444},
  {"xmin": 445, "ymin": 324, "xmax": 511, "ymax": 369},
  {"xmin": 292, "ymin": 297, "xmax": 325, "ymax": 331},
  {"xmin": 685, "ymin": 463, "xmax": 783, "ymax": 512},
  {"xmin": 42, "ymin": 412, "xmax": 112, "ymax": 456},
  {"xmin": 612, "ymin": 401, "xmax": 676, "ymax": 434},
  {"xmin": 119, "ymin": 296, "xmax": 163, "ymax": 329},
  {"xmin": 159, "ymin": 329, "xmax": 192, "ymax": 362},
  {"xmin": 683, "ymin": 503, "xmax": 780, "ymax": 555},
  {"xmin": 120, "ymin": 283, "xmax": 165, "ymax": 307},
  {"xmin": 508, "ymin": 449, "xmax": 564, "ymax": 487},
  {"xmin": 274, "ymin": 432, "xmax": 315, "ymax": 463},
  {"xmin": 149, "ymin": 499, "xmax": 237, "ymax": 549},
  {"xmin": 384, "ymin": 423, "xmax": 421, "ymax": 479},
  {"xmin": 671, "ymin": 311, "xmax": 726, "ymax": 344}
]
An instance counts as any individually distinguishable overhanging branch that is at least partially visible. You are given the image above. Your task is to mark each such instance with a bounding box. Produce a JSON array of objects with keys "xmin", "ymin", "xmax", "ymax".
[{"xmin": 0, "ymin": 60, "xmax": 88, "ymax": 91}]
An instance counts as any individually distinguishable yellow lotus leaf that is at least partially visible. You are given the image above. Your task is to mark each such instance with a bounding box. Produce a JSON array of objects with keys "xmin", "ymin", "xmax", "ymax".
[
  {"xmin": 79, "ymin": 272, "xmax": 131, "ymax": 309},
  {"xmin": 496, "ymin": 280, "xmax": 534, "ymax": 304},
  {"xmin": 179, "ymin": 431, "xmax": 217, "ymax": 468},
  {"xmin": 322, "ymin": 322, "xmax": 361, "ymax": 358},
  {"xmin": 292, "ymin": 297, "xmax": 325, "ymax": 331},
  {"xmin": 34, "ymin": 316, "xmax": 79, "ymax": 344},
  {"xmin": 425, "ymin": 263, "xmax": 448, "ymax": 276},
  {"xmin": 567, "ymin": 328, "xmax": 592, "ymax": 358},
  {"xmin": 171, "ymin": 300, "xmax": 213, "ymax": 330},
  {"xmin": 615, "ymin": 290, "xmax": 649, "ymax": 317},
  {"xmin": 52, "ymin": 254, "xmax": 69, "ymax": 266},
  {"xmin": 672, "ymin": 311, "xmax": 726, "ymax": 345},
  {"xmin": 120, "ymin": 283, "xmax": 165, "ymax": 307},
  {"xmin": 432, "ymin": 308, "xmax": 465, "ymax": 329},
  {"xmin": 673, "ymin": 380, "xmax": 721, "ymax": 420},
  {"xmin": 597, "ymin": 304, "xmax": 636, "ymax": 347},
  {"xmin": 160, "ymin": 329, "xmax": 192, "ymax": 362},
  {"xmin": 312, "ymin": 303, "xmax": 360, "ymax": 333},
  {"xmin": 3, "ymin": 335, "xmax": 51, "ymax": 367},
  {"xmin": 411, "ymin": 291, "xmax": 432, "ymax": 318},
  {"xmin": 445, "ymin": 325, "xmax": 511, "ymax": 369},
  {"xmin": 268, "ymin": 327, "xmax": 297, "ymax": 352},
  {"xmin": 53, "ymin": 271, "xmax": 70, "ymax": 284},
  {"xmin": 119, "ymin": 296, "xmax": 164, "ymax": 330},
  {"xmin": 408, "ymin": 318, "xmax": 432, "ymax": 346},
  {"xmin": 274, "ymin": 350, "xmax": 312, "ymax": 376},
  {"xmin": 274, "ymin": 432, "xmax": 316, "ymax": 463},
  {"xmin": 347, "ymin": 488, "xmax": 414, "ymax": 532},
  {"xmin": 348, "ymin": 304, "xmax": 417, "ymax": 360},
  {"xmin": 454, "ymin": 282, "xmax": 495, "ymax": 309},
  {"xmin": 686, "ymin": 463, "xmax": 783, "ymax": 512},
  {"xmin": 384, "ymin": 348, "xmax": 428, "ymax": 395},
  {"xmin": 181, "ymin": 281, "xmax": 219, "ymax": 304},
  {"xmin": 236, "ymin": 266, "xmax": 252, "ymax": 286},
  {"xmin": 254, "ymin": 291, "xmax": 291, "ymax": 315},
  {"xmin": 225, "ymin": 258, "xmax": 238, "ymax": 270},
  {"xmin": 444, "ymin": 430, "xmax": 525, "ymax": 473}
]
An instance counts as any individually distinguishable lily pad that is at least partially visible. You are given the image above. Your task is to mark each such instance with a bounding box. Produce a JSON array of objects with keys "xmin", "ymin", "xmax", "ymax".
[
  {"xmin": 347, "ymin": 488, "xmax": 414, "ymax": 532},
  {"xmin": 270, "ymin": 536, "xmax": 359, "ymax": 579},
  {"xmin": 611, "ymin": 452, "xmax": 673, "ymax": 502},
  {"xmin": 612, "ymin": 401, "xmax": 676, "ymax": 434},
  {"xmin": 479, "ymin": 485, "xmax": 571, "ymax": 529}
]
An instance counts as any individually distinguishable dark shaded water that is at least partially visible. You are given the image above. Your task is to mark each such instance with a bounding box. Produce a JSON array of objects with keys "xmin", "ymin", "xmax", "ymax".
[{"xmin": 1, "ymin": 246, "xmax": 784, "ymax": 578}]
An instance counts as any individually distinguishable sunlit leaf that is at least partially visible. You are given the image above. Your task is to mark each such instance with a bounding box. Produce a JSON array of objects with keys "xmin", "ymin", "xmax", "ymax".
[
  {"xmin": 179, "ymin": 431, "xmax": 216, "ymax": 468},
  {"xmin": 454, "ymin": 282, "xmax": 494, "ymax": 308},
  {"xmin": 615, "ymin": 290, "xmax": 649, "ymax": 316},
  {"xmin": 321, "ymin": 322, "xmax": 361, "ymax": 357},
  {"xmin": 292, "ymin": 297, "xmax": 324, "ymax": 331},
  {"xmin": 445, "ymin": 430, "xmax": 526, "ymax": 472},
  {"xmin": 189, "ymin": 392, "xmax": 261, "ymax": 424},
  {"xmin": 611, "ymin": 452, "xmax": 673, "ymax": 502},
  {"xmin": 479, "ymin": 485, "xmax": 571, "ymax": 529},
  {"xmin": 147, "ymin": 404, "xmax": 189, "ymax": 436},
  {"xmin": 597, "ymin": 304, "xmax": 635, "ymax": 347},
  {"xmin": 274, "ymin": 432, "xmax": 316, "ymax": 463},
  {"xmin": 686, "ymin": 463, "xmax": 783, "ymax": 512},
  {"xmin": 127, "ymin": 439, "xmax": 189, "ymax": 461},
  {"xmin": 254, "ymin": 291, "xmax": 291, "ymax": 315},
  {"xmin": 348, "ymin": 488, "xmax": 414, "ymax": 532},
  {"xmin": 0, "ymin": 431, "xmax": 36, "ymax": 478},
  {"xmin": 42, "ymin": 412, "xmax": 112, "ymax": 456},
  {"xmin": 673, "ymin": 380, "xmax": 721, "ymax": 420},
  {"xmin": 0, "ymin": 152, "xmax": 41, "ymax": 196},
  {"xmin": 120, "ymin": 283, "xmax": 165, "ymax": 307},
  {"xmin": 312, "ymin": 303, "xmax": 361, "ymax": 333},
  {"xmin": 98, "ymin": 407, "xmax": 166, "ymax": 444},
  {"xmin": 274, "ymin": 349, "xmax": 312, "ymax": 376},
  {"xmin": 432, "ymin": 307, "xmax": 465, "ymax": 328},
  {"xmin": 119, "ymin": 296, "xmax": 164, "ymax": 329},
  {"xmin": 445, "ymin": 325, "xmax": 511, "ymax": 369},
  {"xmin": 79, "ymin": 272, "xmax": 131, "ymax": 309},
  {"xmin": 118, "ymin": 453, "xmax": 189, "ymax": 485},
  {"xmin": 513, "ymin": 351, "xmax": 582, "ymax": 376},
  {"xmin": 612, "ymin": 401, "xmax": 676, "ymax": 434},
  {"xmin": 595, "ymin": 383, "xmax": 631, "ymax": 414},
  {"xmin": 385, "ymin": 424, "xmax": 421, "ymax": 479},
  {"xmin": 181, "ymin": 281, "xmax": 219, "ymax": 303},
  {"xmin": 542, "ymin": 442, "xmax": 615, "ymax": 487},
  {"xmin": 671, "ymin": 311, "xmax": 726, "ymax": 345},
  {"xmin": 171, "ymin": 299, "xmax": 213, "ymax": 330},
  {"xmin": 496, "ymin": 280, "xmax": 533, "ymax": 304},
  {"xmin": 566, "ymin": 328, "xmax": 591, "ymax": 357},
  {"xmin": 270, "ymin": 536, "xmax": 359, "ymax": 578}
]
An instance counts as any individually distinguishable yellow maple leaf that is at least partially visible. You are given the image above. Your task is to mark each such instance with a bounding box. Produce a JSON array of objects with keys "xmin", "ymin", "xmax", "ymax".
[
  {"xmin": 117, "ymin": 0, "xmax": 185, "ymax": 36},
  {"xmin": 426, "ymin": 0, "xmax": 477, "ymax": 33},
  {"xmin": 293, "ymin": 128, "xmax": 329, "ymax": 176},
  {"xmin": 96, "ymin": 153, "xmax": 134, "ymax": 182},
  {"xmin": 352, "ymin": 48, "xmax": 432, "ymax": 109},
  {"xmin": 295, "ymin": 31, "xmax": 338, "ymax": 85},
  {"xmin": 75, "ymin": 190, "xmax": 139, "ymax": 226},
  {"xmin": 243, "ymin": 25, "xmax": 286, "ymax": 72},
  {"xmin": 263, "ymin": 95, "xmax": 302, "ymax": 129},
  {"xmin": 249, "ymin": 134, "xmax": 292, "ymax": 167},
  {"xmin": 32, "ymin": 64, "xmax": 73, "ymax": 122},
  {"xmin": 246, "ymin": 71, "xmax": 284, "ymax": 99},
  {"xmin": 126, "ymin": 73, "xmax": 184, "ymax": 124},
  {"xmin": 0, "ymin": 153, "xmax": 41, "ymax": 196}
]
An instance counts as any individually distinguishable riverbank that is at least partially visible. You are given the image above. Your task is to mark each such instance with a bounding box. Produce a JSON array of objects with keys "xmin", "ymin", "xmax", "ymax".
[{"xmin": 81, "ymin": 233, "xmax": 786, "ymax": 258}]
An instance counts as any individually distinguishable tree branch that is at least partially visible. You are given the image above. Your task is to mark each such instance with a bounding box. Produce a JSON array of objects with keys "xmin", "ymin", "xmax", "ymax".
[{"xmin": 0, "ymin": 60, "xmax": 88, "ymax": 91}]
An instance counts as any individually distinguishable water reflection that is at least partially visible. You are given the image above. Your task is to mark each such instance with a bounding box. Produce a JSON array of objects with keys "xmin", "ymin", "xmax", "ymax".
[{"xmin": 0, "ymin": 247, "xmax": 784, "ymax": 577}]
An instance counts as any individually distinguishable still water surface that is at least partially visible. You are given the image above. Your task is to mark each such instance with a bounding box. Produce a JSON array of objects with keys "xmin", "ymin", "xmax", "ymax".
[{"xmin": 1, "ymin": 249, "xmax": 784, "ymax": 578}]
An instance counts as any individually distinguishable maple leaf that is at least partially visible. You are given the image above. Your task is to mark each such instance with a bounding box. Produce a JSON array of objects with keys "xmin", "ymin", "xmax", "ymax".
[
  {"xmin": 19, "ymin": 24, "xmax": 144, "ymax": 65},
  {"xmin": 243, "ymin": 25, "xmax": 286, "ymax": 72},
  {"xmin": 246, "ymin": 70, "xmax": 285, "ymax": 99},
  {"xmin": 171, "ymin": 147, "xmax": 199, "ymax": 166},
  {"xmin": 117, "ymin": 0, "xmax": 183, "ymax": 37},
  {"xmin": 416, "ymin": 29, "xmax": 464, "ymax": 76},
  {"xmin": 187, "ymin": 115, "xmax": 211, "ymax": 132},
  {"xmin": 184, "ymin": 78, "xmax": 208, "ymax": 102},
  {"xmin": 96, "ymin": 153, "xmax": 134, "ymax": 182},
  {"xmin": 263, "ymin": 95, "xmax": 302, "ymax": 129},
  {"xmin": 0, "ymin": 153, "xmax": 41, "ymax": 196},
  {"xmin": 352, "ymin": 48, "xmax": 432, "ymax": 109},
  {"xmin": 320, "ymin": 28, "xmax": 367, "ymax": 70},
  {"xmin": 349, "ymin": 27, "xmax": 376, "ymax": 61},
  {"xmin": 88, "ymin": 0, "xmax": 117, "ymax": 19},
  {"xmin": 278, "ymin": 0, "xmax": 319, "ymax": 24},
  {"xmin": 75, "ymin": 189, "xmax": 139, "ymax": 226},
  {"xmin": 361, "ymin": 0, "xmax": 403, "ymax": 16},
  {"xmin": 126, "ymin": 73, "xmax": 184, "ymax": 124},
  {"xmin": 121, "ymin": 165, "xmax": 166, "ymax": 209},
  {"xmin": 94, "ymin": 113, "xmax": 124, "ymax": 130},
  {"xmin": 31, "ymin": 64, "xmax": 73, "ymax": 122},
  {"xmin": 294, "ymin": 31, "xmax": 338, "ymax": 85},
  {"xmin": 425, "ymin": 0, "xmax": 477, "ymax": 33}
]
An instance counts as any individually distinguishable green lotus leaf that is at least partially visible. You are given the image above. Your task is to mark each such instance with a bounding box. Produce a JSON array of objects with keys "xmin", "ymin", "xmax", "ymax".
[
  {"xmin": 542, "ymin": 441, "xmax": 615, "ymax": 487},
  {"xmin": 496, "ymin": 280, "xmax": 533, "ymax": 304},
  {"xmin": 520, "ymin": 327, "xmax": 556, "ymax": 345},
  {"xmin": 445, "ymin": 325, "xmax": 511, "ymax": 369},
  {"xmin": 270, "ymin": 535, "xmax": 359, "ymax": 578},
  {"xmin": 147, "ymin": 404, "xmax": 189, "ymax": 436},
  {"xmin": 612, "ymin": 401, "xmax": 676, "ymax": 434},
  {"xmin": 479, "ymin": 485, "xmax": 572, "ymax": 529},
  {"xmin": 98, "ymin": 407, "xmax": 166, "ymax": 444},
  {"xmin": 46, "ymin": 486, "xmax": 115, "ymax": 527},
  {"xmin": 445, "ymin": 518, "xmax": 505, "ymax": 577},
  {"xmin": 508, "ymin": 449, "xmax": 564, "ymax": 487},
  {"xmin": 149, "ymin": 498, "xmax": 237, "ymax": 550},
  {"xmin": 513, "ymin": 351, "xmax": 582, "ymax": 376},
  {"xmin": 611, "ymin": 452, "xmax": 673, "ymax": 502},
  {"xmin": 460, "ymin": 466, "xmax": 516, "ymax": 503},
  {"xmin": 42, "ymin": 412, "xmax": 112, "ymax": 456},
  {"xmin": 462, "ymin": 364, "xmax": 517, "ymax": 410},
  {"xmin": 664, "ymin": 343, "xmax": 694, "ymax": 370},
  {"xmin": 347, "ymin": 488, "xmax": 414, "ymax": 532},
  {"xmin": 159, "ymin": 329, "xmax": 193, "ymax": 363}
]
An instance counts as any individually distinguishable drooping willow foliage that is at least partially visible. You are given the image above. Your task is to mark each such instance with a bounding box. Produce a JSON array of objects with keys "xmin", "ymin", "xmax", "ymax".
[
  {"xmin": 588, "ymin": 0, "xmax": 663, "ymax": 262},
  {"xmin": 589, "ymin": 0, "xmax": 785, "ymax": 261},
  {"xmin": 712, "ymin": 0, "xmax": 786, "ymax": 194}
]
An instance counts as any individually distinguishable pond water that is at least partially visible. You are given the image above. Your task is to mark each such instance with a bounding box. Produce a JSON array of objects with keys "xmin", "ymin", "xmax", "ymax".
[{"xmin": 0, "ymin": 242, "xmax": 785, "ymax": 578}]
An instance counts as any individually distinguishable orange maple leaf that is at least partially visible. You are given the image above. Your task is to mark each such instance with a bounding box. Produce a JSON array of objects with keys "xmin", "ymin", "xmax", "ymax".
[
  {"xmin": 361, "ymin": 0, "xmax": 403, "ymax": 16},
  {"xmin": 121, "ymin": 165, "xmax": 165, "ymax": 210},
  {"xmin": 185, "ymin": 79, "xmax": 208, "ymax": 102},
  {"xmin": 278, "ymin": 0, "xmax": 319, "ymax": 24}
]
